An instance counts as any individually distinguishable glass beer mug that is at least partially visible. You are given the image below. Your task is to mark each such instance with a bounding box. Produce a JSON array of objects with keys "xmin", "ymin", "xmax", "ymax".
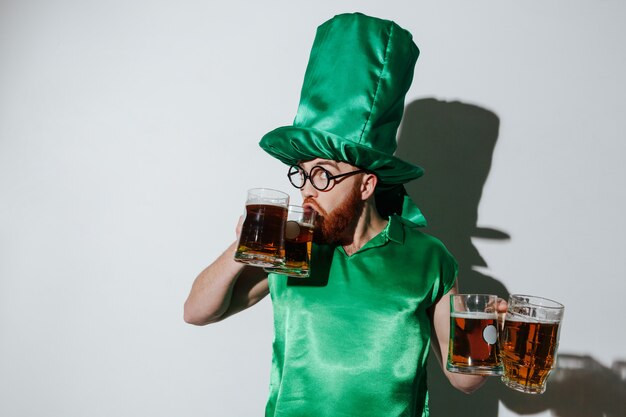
[
  {"xmin": 447, "ymin": 294, "xmax": 503, "ymax": 375},
  {"xmin": 234, "ymin": 188, "xmax": 289, "ymax": 267},
  {"xmin": 264, "ymin": 205, "xmax": 316, "ymax": 277},
  {"xmin": 499, "ymin": 294, "xmax": 564, "ymax": 394}
]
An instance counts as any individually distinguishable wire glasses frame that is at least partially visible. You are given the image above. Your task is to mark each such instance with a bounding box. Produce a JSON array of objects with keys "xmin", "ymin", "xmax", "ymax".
[{"xmin": 288, "ymin": 165, "xmax": 366, "ymax": 191}]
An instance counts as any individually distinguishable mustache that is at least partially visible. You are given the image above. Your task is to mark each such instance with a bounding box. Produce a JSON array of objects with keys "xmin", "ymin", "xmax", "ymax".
[{"xmin": 303, "ymin": 197, "xmax": 326, "ymax": 217}]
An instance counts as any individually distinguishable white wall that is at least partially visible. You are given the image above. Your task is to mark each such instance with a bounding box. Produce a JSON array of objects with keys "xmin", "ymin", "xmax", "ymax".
[{"xmin": 1, "ymin": 1, "xmax": 624, "ymax": 416}]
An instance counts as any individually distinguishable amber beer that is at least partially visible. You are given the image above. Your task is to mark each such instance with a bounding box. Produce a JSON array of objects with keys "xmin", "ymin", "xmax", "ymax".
[
  {"xmin": 447, "ymin": 294, "xmax": 502, "ymax": 375},
  {"xmin": 500, "ymin": 294, "xmax": 564, "ymax": 394},
  {"xmin": 282, "ymin": 221, "xmax": 314, "ymax": 273},
  {"xmin": 264, "ymin": 206, "xmax": 316, "ymax": 277},
  {"xmin": 234, "ymin": 188, "xmax": 289, "ymax": 267},
  {"xmin": 448, "ymin": 312, "xmax": 502, "ymax": 374},
  {"xmin": 500, "ymin": 317, "xmax": 561, "ymax": 393}
]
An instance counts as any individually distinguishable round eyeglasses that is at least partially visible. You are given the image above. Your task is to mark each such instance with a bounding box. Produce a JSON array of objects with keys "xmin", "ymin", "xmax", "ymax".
[{"xmin": 287, "ymin": 165, "xmax": 366, "ymax": 191}]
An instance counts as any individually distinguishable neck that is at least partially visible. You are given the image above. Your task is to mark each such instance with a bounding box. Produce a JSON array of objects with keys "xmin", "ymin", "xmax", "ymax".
[{"xmin": 341, "ymin": 201, "xmax": 388, "ymax": 256}]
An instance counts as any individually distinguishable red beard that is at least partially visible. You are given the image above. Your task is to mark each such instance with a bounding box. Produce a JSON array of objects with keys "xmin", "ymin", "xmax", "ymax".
[{"xmin": 304, "ymin": 183, "xmax": 365, "ymax": 245}]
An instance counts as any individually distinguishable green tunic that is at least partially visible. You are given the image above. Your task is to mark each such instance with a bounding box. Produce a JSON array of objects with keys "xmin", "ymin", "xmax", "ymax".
[{"xmin": 266, "ymin": 215, "xmax": 458, "ymax": 417}]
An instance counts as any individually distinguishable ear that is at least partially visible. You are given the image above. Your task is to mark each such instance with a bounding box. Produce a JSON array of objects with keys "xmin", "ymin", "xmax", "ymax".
[{"xmin": 360, "ymin": 173, "xmax": 378, "ymax": 200}]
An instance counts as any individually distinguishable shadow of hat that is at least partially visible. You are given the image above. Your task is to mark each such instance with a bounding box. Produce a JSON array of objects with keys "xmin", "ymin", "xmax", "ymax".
[{"xmin": 397, "ymin": 98, "xmax": 510, "ymax": 241}]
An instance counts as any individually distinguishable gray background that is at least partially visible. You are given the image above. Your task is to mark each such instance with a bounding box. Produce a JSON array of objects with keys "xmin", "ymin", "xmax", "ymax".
[{"xmin": 1, "ymin": 1, "xmax": 624, "ymax": 416}]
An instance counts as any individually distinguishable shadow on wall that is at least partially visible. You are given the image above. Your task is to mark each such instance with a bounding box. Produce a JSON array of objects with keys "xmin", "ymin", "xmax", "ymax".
[
  {"xmin": 396, "ymin": 98, "xmax": 509, "ymax": 417},
  {"xmin": 396, "ymin": 98, "xmax": 510, "ymax": 299},
  {"xmin": 496, "ymin": 354, "xmax": 626, "ymax": 417},
  {"xmin": 396, "ymin": 98, "xmax": 626, "ymax": 417}
]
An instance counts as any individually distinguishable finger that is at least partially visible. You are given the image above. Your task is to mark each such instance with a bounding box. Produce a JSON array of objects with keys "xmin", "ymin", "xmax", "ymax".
[
  {"xmin": 235, "ymin": 215, "xmax": 244, "ymax": 238},
  {"xmin": 496, "ymin": 298, "xmax": 508, "ymax": 331}
]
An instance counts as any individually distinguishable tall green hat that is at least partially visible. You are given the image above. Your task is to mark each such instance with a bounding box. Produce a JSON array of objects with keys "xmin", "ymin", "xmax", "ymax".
[{"xmin": 260, "ymin": 12, "xmax": 427, "ymax": 226}]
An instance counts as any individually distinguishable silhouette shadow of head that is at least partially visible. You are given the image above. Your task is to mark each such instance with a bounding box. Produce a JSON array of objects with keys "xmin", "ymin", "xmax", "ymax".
[
  {"xmin": 395, "ymin": 99, "xmax": 626, "ymax": 417},
  {"xmin": 396, "ymin": 98, "xmax": 509, "ymax": 296},
  {"xmin": 395, "ymin": 98, "xmax": 510, "ymax": 417}
]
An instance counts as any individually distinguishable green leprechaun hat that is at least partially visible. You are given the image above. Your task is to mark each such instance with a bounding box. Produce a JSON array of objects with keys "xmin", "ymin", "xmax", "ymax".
[{"xmin": 260, "ymin": 12, "xmax": 427, "ymax": 226}]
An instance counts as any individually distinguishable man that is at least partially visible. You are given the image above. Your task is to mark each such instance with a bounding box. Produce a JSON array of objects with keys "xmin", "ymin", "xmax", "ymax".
[{"xmin": 185, "ymin": 13, "xmax": 494, "ymax": 417}]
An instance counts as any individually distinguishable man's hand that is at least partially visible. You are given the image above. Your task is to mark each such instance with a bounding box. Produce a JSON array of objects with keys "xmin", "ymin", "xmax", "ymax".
[
  {"xmin": 183, "ymin": 215, "xmax": 268, "ymax": 326},
  {"xmin": 497, "ymin": 298, "xmax": 508, "ymax": 330},
  {"xmin": 236, "ymin": 215, "xmax": 244, "ymax": 240}
]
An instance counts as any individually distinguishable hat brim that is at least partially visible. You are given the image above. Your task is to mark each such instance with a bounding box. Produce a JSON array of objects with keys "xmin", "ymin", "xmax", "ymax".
[{"xmin": 259, "ymin": 126, "xmax": 424, "ymax": 186}]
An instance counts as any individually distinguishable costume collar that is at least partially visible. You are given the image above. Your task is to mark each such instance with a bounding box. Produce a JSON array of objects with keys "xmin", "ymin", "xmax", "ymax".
[
  {"xmin": 384, "ymin": 215, "xmax": 405, "ymax": 244},
  {"xmin": 347, "ymin": 215, "xmax": 405, "ymax": 254}
]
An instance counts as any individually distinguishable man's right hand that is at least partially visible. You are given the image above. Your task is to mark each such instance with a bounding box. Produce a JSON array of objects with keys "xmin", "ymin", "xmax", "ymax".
[{"xmin": 183, "ymin": 217, "xmax": 269, "ymax": 326}]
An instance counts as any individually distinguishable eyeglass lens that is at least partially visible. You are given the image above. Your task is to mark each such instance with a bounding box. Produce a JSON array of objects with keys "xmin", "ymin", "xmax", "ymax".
[{"xmin": 288, "ymin": 166, "xmax": 331, "ymax": 190}]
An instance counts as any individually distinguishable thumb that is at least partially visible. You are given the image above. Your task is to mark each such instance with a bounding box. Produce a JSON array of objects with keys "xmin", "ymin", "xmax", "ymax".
[{"xmin": 235, "ymin": 215, "xmax": 244, "ymax": 239}]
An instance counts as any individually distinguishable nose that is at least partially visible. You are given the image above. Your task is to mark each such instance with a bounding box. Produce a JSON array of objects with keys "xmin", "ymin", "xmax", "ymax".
[{"xmin": 300, "ymin": 178, "xmax": 318, "ymax": 200}]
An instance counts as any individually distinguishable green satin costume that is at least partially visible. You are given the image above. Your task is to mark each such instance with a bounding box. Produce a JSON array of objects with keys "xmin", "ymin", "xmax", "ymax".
[
  {"xmin": 258, "ymin": 13, "xmax": 456, "ymax": 416},
  {"xmin": 266, "ymin": 215, "xmax": 458, "ymax": 417}
]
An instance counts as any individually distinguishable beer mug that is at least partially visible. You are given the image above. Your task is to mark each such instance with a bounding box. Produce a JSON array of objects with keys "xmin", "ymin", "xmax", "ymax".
[
  {"xmin": 500, "ymin": 294, "xmax": 565, "ymax": 394},
  {"xmin": 234, "ymin": 188, "xmax": 289, "ymax": 267},
  {"xmin": 447, "ymin": 294, "xmax": 503, "ymax": 375},
  {"xmin": 264, "ymin": 205, "xmax": 316, "ymax": 277}
]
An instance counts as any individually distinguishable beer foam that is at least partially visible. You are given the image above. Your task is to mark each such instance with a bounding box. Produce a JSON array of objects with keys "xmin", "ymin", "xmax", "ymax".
[
  {"xmin": 504, "ymin": 313, "xmax": 560, "ymax": 324},
  {"xmin": 246, "ymin": 201, "xmax": 287, "ymax": 207},
  {"xmin": 451, "ymin": 312, "xmax": 497, "ymax": 320}
]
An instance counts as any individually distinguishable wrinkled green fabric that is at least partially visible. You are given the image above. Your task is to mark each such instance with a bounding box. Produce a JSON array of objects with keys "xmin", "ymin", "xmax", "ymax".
[
  {"xmin": 259, "ymin": 13, "xmax": 424, "ymax": 186},
  {"xmin": 266, "ymin": 216, "xmax": 458, "ymax": 417},
  {"xmin": 375, "ymin": 185, "xmax": 428, "ymax": 228}
]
